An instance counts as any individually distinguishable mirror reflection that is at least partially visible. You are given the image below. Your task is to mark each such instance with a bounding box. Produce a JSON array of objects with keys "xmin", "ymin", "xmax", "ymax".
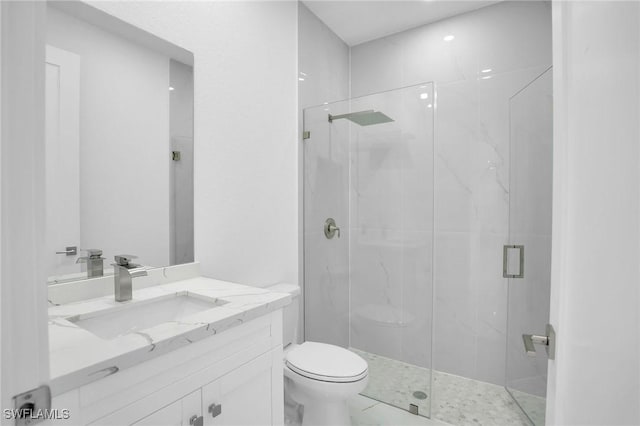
[{"xmin": 45, "ymin": 3, "xmax": 194, "ymax": 284}]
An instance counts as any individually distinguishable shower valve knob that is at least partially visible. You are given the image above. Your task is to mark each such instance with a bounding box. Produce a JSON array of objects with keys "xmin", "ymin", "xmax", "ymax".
[{"xmin": 324, "ymin": 218, "xmax": 340, "ymax": 239}]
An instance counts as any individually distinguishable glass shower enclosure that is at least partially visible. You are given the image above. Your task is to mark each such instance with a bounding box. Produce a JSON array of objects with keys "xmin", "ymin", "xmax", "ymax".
[
  {"xmin": 505, "ymin": 68, "xmax": 553, "ymax": 426},
  {"xmin": 303, "ymin": 82, "xmax": 435, "ymax": 417}
]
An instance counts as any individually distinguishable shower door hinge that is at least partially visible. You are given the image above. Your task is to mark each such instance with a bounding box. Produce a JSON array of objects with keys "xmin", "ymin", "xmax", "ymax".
[
  {"xmin": 12, "ymin": 385, "xmax": 51, "ymax": 426},
  {"xmin": 522, "ymin": 323, "xmax": 556, "ymax": 360},
  {"xmin": 302, "ymin": 130, "xmax": 310, "ymax": 140}
]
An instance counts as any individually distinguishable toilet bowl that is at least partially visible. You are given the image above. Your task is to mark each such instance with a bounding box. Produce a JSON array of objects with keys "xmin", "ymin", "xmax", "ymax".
[
  {"xmin": 265, "ymin": 284, "xmax": 368, "ymax": 426},
  {"xmin": 284, "ymin": 342, "xmax": 368, "ymax": 426}
]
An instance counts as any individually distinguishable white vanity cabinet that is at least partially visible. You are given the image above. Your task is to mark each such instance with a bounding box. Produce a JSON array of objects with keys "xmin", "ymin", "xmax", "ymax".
[
  {"xmin": 132, "ymin": 391, "xmax": 200, "ymax": 426},
  {"xmin": 130, "ymin": 352, "xmax": 274, "ymax": 426},
  {"xmin": 50, "ymin": 310, "xmax": 284, "ymax": 426},
  {"xmin": 201, "ymin": 351, "xmax": 273, "ymax": 426}
]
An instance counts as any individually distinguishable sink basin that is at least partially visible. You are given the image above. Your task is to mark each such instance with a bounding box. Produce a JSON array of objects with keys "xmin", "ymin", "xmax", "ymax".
[{"xmin": 67, "ymin": 292, "xmax": 227, "ymax": 340}]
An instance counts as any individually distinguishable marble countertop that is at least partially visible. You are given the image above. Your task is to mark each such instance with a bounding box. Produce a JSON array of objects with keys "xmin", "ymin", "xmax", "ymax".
[{"xmin": 48, "ymin": 275, "xmax": 291, "ymax": 395}]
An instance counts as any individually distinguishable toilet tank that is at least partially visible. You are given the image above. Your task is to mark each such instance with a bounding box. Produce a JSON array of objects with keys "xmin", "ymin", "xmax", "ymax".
[{"xmin": 265, "ymin": 283, "xmax": 300, "ymax": 347}]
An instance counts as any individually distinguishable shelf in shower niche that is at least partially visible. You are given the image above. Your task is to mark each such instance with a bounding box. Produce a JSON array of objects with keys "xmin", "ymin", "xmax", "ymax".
[
  {"xmin": 352, "ymin": 304, "xmax": 417, "ymax": 328},
  {"xmin": 355, "ymin": 239, "xmax": 429, "ymax": 249}
]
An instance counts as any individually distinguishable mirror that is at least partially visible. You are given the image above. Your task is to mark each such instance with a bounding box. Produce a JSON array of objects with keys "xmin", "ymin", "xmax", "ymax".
[{"xmin": 45, "ymin": 2, "xmax": 194, "ymax": 284}]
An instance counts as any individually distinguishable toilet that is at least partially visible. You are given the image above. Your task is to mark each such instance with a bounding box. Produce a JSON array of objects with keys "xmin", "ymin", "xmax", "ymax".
[{"xmin": 266, "ymin": 284, "xmax": 369, "ymax": 426}]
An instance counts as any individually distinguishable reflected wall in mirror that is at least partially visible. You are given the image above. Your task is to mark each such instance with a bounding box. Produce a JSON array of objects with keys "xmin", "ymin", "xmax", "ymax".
[{"xmin": 45, "ymin": 2, "xmax": 194, "ymax": 284}]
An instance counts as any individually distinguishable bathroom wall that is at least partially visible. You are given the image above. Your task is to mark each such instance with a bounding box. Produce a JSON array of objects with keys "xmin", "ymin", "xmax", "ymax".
[
  {"xmin": 46, "ymin": 7, "xmax": 171, "ymax": 268},
  {"xmin": 298, "ymin": 3, "xmax": 350, "ymax": 345},
  {"xmin": 548, "ymin": 2, "xmax": 640, "ymax": 424},
  {"xmin": 349, "ymin": 1, "xmax": 552, "ymax": 385},
  {"xmin": 88, "ymin": 1, "xmax": 299, "ymax": 286}
]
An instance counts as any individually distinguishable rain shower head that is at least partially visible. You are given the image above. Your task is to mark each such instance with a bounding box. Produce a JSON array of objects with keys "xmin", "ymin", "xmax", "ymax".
[{"xmin": 328, "ymin": 109, "xmax": 394, "ymax": 126}]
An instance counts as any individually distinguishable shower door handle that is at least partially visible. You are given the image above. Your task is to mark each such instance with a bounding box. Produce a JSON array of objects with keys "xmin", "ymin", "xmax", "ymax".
[
  {"xmin": 503, "ymin": 245, "xmax": 524, "ymax": 278},
  {"xmin": 522, "ymin": 324, "xmax": 555, "ymax": 360}
]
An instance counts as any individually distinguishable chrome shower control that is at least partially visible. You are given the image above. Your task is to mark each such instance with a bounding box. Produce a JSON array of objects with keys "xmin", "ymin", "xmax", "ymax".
[{"xmin": 324, "ymin": 218, "xmax": 341, "ymax": 239}]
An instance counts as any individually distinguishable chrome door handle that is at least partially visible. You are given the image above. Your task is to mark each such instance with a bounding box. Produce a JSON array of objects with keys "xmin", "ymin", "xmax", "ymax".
[
  {"xmin": 55, "ymin": 246, "xmax": 77, "ymax": 256},
  {"xmin": 522, "ymin": 324, "xmax": 555, "ymax": 360},
  {"xmin": 208, "ymin": 403, "xmax": 222, "ymax": 418},
  {"xmin": 189, "ymin": 415, "xmax": 203, "ymax": 426},
  {"xmin": 503, "ymin": 244, "xmax": 524, "ymax": 278},
  {"xmin": 324, "ymin": 218, "xmax": 340, "ymax": 239}
]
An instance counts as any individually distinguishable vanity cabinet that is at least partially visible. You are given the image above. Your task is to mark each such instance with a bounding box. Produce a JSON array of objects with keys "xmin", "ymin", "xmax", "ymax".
[
  {"xmin": 50, "ymin": 310, "xmax": 284, "ymax": 426},
  {"xmin": 128, "ymin": 353, "xmax": 273, "ymax": 426},
  {"xmin": 201, "ymin": 351, "xmax": 273, "ymax": 425},
  {"xmin": 132, "ymin": 391, "xmax": 200, "ymax": 426}
]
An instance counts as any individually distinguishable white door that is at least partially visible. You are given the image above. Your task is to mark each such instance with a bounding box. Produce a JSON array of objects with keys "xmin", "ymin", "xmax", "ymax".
[
  {"xmin": 202, "ymin": 353, "xmax": 273, "ymax": 426},
  {"xmin": 45, "ymin": 45, "xmax": 81, "ymax": 279}
]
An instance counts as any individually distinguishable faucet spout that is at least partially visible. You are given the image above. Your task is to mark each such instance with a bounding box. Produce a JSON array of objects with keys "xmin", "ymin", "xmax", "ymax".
[
  {"xmin": 112, "ymin": 255, "xmax": 147, "ymax": 302},
  {"xmin": 128, "ymin": 266, "xmax": 148, "ymax": 279}
]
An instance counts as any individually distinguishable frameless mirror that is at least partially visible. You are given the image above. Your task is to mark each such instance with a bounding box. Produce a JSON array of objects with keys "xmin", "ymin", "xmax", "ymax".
[{"xmin": 45, "ymin": 2, "xmax": 194, "ymax": 284}]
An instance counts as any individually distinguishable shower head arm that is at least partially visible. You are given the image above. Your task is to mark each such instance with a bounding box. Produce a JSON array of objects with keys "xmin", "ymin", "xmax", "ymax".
[{"xmin": 328, "ymin": 110, "xmax": 375, "ymax": 123}]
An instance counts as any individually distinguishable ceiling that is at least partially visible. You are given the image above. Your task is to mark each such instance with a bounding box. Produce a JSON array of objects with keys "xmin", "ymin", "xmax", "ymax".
[{"xmin": 302, "ymin": 1, "xmax": 501, "ymax": 46}]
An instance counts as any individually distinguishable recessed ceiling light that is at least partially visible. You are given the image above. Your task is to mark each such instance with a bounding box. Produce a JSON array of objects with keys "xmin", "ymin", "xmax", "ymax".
[
  {"xmin": 481, "ymin": 68, "xmax": 492, "ymax": 73},
  {"xmin": 298, "ymin": 77, "xmax": 305, "ymax": 81},
  {"xmin": 481, "ymin": 76, "xmax": 492, "ymax": 80},
  {"xmin": 427, "ymin": 104, "xmax": 433, "ymax": 108},
  {"xmin": 420, "ymin": 93, "xmax": 429, "ymax": 100},
  {"xmin": 168, "ymin": 86, "xmax": 175, "ymax": 91},
  {"xmin": 443, "ymin": 35, "xmax": 455, "ymax": 42}
]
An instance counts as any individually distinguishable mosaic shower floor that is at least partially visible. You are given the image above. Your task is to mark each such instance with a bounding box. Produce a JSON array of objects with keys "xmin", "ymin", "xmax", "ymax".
[{"xmin": 352, "ymin": 349, "xmax": 543, "ymax": 426}]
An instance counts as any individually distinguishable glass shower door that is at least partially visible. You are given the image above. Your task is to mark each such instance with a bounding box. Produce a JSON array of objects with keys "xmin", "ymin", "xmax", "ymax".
[
  {"xmin": 303, "ymin": 82, "xmax": 435, "ymax": 417},
  {"xmin": 505, "ymin": 68, "xmax": 553, "ymax": 426}
]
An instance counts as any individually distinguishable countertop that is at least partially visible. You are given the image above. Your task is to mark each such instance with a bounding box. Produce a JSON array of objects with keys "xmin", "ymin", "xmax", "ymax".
[{"xmin": 47, "ymin": 272, "xmax": 291, "ymax": 395}]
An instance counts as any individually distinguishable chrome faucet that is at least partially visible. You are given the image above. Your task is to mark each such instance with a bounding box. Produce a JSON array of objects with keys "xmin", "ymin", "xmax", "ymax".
[
  {"xmin": 76, "ymin": 249, "xmax": 105, "ymax": 278},
  {"xmin": 112, "ymin": 255, "xmax": 147, "ymax": 302}
]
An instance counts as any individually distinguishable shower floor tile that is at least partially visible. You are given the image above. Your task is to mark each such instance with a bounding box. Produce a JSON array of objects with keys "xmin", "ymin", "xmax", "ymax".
[
  {"xmin": 350, "ymin": 394, "xmax": 446, "ymax": 426},
  {"xmin": 352, "ymin": 349, "xmax": 536, "ymax": 426},
  {"xmin": 352, "ymin": 349, "xmax": 432, "ymax": 417},
  {"xmin": 508, "ymin": 388, "xmax": 546, "ymax": 426}
]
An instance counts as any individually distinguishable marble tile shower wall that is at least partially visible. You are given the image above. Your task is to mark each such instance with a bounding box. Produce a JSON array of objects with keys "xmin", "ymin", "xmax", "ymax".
[
  {"xmin": 303, "ymin": 111, "xmax": 350, "ymax": 347},
  {"xmin": 349, "ymin": 1, "xmax": 552, "ymax": 385},
  {"xmin": 348, "ymin": 86, "xmax": 434, "ymax": 368}
]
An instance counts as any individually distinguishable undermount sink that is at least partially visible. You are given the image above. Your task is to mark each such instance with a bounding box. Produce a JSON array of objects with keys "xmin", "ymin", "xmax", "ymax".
[{"xmin": 67, "ymin": 292, "xmax": 227, "ymax": 340}]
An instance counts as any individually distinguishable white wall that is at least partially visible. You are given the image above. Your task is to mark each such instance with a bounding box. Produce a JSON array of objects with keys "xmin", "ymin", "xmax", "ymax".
[
  {"xmin": 46, "ymin": 7, "xmax": 171, "ymax": 268},
  {"xmin": 350, "ymin": 1, "xmax": 552, "ymax": 386},
  {"xmin": 88, "ymin": 1, "xmax": 299, "ymax": 285},
  {"xmin": 548, "ymin": 2, "xmax": 640, "ymax": 424}
]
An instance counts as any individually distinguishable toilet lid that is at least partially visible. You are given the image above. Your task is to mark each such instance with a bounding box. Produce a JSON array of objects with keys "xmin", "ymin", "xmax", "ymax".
[{"xmin": 285, "ymin": 342, "xmax": 368, "ymax": 383}]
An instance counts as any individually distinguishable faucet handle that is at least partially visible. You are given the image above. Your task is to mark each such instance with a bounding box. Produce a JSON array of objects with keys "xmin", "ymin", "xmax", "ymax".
[
  {"xmin": 82, "ymin": 248, "xmax": 103, "ymax": 258},
  {"xmin": 114, "ymin": 254, "xmax": 137, "ymax": 266}
]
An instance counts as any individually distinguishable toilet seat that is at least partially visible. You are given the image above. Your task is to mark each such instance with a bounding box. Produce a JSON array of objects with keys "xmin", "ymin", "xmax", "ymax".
[{"xmin": 285, "ymin": 342, "xmax": 368, "ymax": 383}]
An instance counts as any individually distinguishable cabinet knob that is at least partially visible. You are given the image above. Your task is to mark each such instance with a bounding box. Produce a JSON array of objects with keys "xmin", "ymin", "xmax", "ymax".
[
  {"xmin": 208, "ymin": 403, "xmax": 222, "ymax": 418},
  {"xmin": 189, "ymin": 415, "xmax": 203, "ymax": 426}
]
